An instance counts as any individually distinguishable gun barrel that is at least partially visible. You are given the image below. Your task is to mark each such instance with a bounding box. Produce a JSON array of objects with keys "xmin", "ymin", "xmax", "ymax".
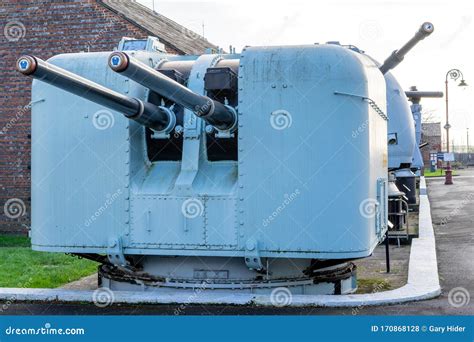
[
  {"xmin": 379, "ymin": 22, "xmax": 434, "ymax": 74},
  {"xmin": 16, "ymin": 55, "xmax": 174, "ymax": 132},
  {"xmin": 108, "ymin": 52, "xmax": 237, "ymax": 131}
]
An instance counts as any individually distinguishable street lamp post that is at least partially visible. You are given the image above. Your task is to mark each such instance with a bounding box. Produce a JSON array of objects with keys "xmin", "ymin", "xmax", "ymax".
[
  {"xmin": 468, "ymin": 128, "xmax": 471, "ymax": 164},
  {"xmin": 467, "ymin": 128, "xmax": 470, "ymax": 153},
  {"xmin": 444, "ymin": 69, "xmax": 468, "ymax": 185}
]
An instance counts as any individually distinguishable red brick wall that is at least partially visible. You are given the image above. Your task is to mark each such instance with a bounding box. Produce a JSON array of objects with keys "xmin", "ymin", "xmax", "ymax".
[
  {"xmin": 421, "ymin": 135, "xmax": 442, "ymax": 167},
  {"xmin": 0, "ymin": 0, "xmax": 180, "ymax": 234}
]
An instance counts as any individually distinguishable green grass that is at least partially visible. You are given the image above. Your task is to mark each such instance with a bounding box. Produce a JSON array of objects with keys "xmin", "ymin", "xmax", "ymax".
[
  {"xmin": 424, "ymin": 169, "xmax": 458, "ymax": 177},
  {"xmin": 356, "ymin": 278, "xmax": 391, "ymax": 294},
  {"xmin": 0, "ymin": 235, "xmax": 31, "ymax": 247},
  {"xmin": 0, "ymin": 235, "xmax": 98, "ymax": 288}
]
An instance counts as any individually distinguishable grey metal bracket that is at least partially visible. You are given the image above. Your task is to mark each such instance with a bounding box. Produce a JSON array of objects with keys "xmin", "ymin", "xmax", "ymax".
[
  {"xmin": 244, "ymin": 239, "xmax": 264, "ymax": 271},
  {"xmin": 213, "ymin": 105, "xmax": 238, "ymax": 138},
  {"xmin": 150, "ymin": 131, "xmax": 171, "ymax": 139},
  {"xmin": 215, "ymin": 129, "xmax": 235, "ymax": 139},
  {"xmin": 205, "ymin": 125, "xmax": 235, "ymax": 139},
  {"xmin": 174, "ymin": 54, "xmax": 222, "ymax": 195},
  {"xmin": 30, "ymin": 98, "xmax": 45, "ymax": 106},
  {"xmin": 107, "ymin": 237, "xmax": 131, "ymax": 270},
  {"xmin": 150, "ymin": 106, "xmax": 177, "ymax": 139},
  {"xmin": 334, "ymin": 91, "xmax": 388, "ymax": 121}
]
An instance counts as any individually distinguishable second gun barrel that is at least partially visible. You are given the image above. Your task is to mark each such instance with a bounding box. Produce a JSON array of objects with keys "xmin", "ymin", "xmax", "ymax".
[{"xmin": 109, "ymin": 52, "xmax": 237, "ymax": 131}]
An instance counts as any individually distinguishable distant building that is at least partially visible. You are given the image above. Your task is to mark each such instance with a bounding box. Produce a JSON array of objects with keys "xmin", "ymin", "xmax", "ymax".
[
  {"xmin": 0, "ymin": 0, "xmax": 216, "ymax": 234},
  {"xmin": 421, "ymin": 122, "xmax": 442, "ymax": 167}
]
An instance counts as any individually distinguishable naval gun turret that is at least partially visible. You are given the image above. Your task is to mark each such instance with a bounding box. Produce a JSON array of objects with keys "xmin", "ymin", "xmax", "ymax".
[
  {"xmin": 373, "ymin": 22, "xmax": 436, "ymax": 238},
  {"xmin": 16, "ymin": 22, "xmax": 436, "ymax": 296}
]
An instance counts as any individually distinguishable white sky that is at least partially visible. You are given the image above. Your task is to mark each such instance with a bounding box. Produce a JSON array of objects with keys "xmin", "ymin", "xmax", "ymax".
[{"xmin": 138, "ymin": 0, "xmax": 473, "ymax": 148}]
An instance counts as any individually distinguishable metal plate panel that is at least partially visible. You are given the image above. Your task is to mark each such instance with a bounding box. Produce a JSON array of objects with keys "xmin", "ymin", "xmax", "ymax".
[
  {"xmin": 238, "ymin": 45, "xmax": 388, "ymax": 256},
  {"xmin": 130, "ymin": 197, "xmax": 205, "ymax": 246}
]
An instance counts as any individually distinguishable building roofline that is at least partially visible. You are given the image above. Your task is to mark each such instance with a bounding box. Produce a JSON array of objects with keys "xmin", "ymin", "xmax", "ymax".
[{"xmin": 97, "ymin": 0, "xmax": 218, "ymax": 55}]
